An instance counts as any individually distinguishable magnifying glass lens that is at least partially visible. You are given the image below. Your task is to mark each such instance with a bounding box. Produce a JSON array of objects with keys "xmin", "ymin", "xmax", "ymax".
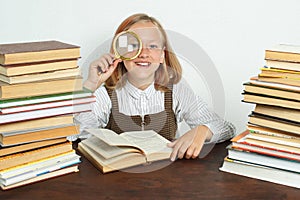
[{"xmin": 114, "ymin": 31, "xmax": 142, "ymax": 60}]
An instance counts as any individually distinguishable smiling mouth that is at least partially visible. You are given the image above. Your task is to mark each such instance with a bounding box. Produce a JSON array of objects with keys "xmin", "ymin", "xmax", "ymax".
[{"xmin": 135, "ymin": 62, "xmax": 151, "ymax": 67}]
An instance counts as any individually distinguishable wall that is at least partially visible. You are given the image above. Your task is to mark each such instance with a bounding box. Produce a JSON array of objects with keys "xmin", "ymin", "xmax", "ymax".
[{"xmin": 1, "ymin": 0, "xmax": 299, "ymax": 135}]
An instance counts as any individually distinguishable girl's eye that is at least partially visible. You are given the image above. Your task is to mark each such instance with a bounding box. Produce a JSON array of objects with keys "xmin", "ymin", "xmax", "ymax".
[
  {"xmin": 131, "ymin": 43, "xmax": 139, "ymax": 49},
  {"xmin": 149, "ymin": 44, "xmax": 158, "ymax": 49}
]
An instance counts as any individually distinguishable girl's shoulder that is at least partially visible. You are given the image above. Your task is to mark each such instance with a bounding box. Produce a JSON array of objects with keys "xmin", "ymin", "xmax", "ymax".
[
  {"xmin": 173, "ymin": 79, "xmax": 193, "ymax": 93},
  {"xmin": 94, "ymin": 84, "xmax": 111, "ymax": 99}
]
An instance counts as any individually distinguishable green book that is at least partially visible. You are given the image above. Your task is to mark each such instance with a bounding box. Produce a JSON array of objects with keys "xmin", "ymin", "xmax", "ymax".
[{"xmin": 0, "ymin": 88, "xmax": 92, "ymax": 108}]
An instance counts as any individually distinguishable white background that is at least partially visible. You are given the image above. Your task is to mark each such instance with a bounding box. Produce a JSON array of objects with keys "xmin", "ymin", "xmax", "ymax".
[{"xmin": 1, "ymin": 0, "xmax": 299, "ymax": 135}]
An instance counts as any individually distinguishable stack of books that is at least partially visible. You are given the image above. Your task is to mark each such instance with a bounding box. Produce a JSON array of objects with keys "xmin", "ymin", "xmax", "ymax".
[
  {"xmin": 220, "ymin": 44, "xmax": 300, "ymax": 189},
  {"xmin": 0, "ymin": 40, "xmax": 95, "ymax": 190}
]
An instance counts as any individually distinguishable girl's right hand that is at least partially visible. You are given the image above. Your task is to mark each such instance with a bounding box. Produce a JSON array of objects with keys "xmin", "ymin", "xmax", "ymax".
[{"xmin": 83, "ymin": 53, "xmax": 122, "ymax": 91}]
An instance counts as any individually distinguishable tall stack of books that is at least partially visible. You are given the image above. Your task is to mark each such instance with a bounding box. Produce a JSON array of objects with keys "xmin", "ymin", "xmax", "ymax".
[
  {"xmin": 220, "ymin": 44, "xmax": 300, "ymax": 189},
  {"xmin": 0, "ymin": 40, "xmax": 95, "ymax": 190}
]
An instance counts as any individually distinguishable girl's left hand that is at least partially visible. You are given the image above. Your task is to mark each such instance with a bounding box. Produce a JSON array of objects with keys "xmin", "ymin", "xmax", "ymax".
[{"xmin": 167, "ymin": 125, "xmax": 212, "ymax": 161}]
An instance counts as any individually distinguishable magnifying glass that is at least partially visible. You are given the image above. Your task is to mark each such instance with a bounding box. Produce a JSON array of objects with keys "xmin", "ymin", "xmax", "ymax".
[
  {"xmin": 98, "ymin": 31, "xmax": 142, "ymax": 75},
  {"xmin": 113, "ymin": 31, "xmax": 142, "ymax": 60}
]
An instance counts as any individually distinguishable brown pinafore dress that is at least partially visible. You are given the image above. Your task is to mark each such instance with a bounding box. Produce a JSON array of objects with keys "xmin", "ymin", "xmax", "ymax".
[{"xmin": 105, "ymin": 85, "xmax": 177, "ymax": 141}]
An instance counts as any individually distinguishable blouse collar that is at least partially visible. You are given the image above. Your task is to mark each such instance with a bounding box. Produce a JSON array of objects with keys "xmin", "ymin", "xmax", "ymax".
[{"xmin": 124, "ymin": 80, "xmax": 156, "ymax": 100}]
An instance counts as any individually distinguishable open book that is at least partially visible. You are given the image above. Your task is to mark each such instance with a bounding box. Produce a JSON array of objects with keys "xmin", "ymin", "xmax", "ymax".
[{"xmin": 77, "ymin": 129, "xmax": 172, "ymax": 173}]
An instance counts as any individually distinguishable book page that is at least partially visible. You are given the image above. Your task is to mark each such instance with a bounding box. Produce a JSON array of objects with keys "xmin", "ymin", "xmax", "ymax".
[
  {"xmin": 82, "ymin": 135, "xmax": 140, "ymax": 159},
  {"xmin": 85, "ymin": 129, "xmax": 140, "ymax": 149},
  {"xmin": 120, "ymin": 130, "xmax": 172, "ymax": 156}
]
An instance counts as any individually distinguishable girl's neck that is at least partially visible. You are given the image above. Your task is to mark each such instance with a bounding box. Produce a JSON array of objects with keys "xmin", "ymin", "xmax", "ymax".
[{"xmin": 127, "ymin": 77, "xmax": 153, "ymax": 90}]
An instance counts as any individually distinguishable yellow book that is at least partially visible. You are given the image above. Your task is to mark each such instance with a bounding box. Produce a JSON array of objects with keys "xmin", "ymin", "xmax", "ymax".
[
  {"xmin": 0, "ymin": 59, "xmax": 78, "ymax": 76},
  {"xmin": 0, "ymin": 115, "xmax": 74, "ymax": 133},
  {"xmin": 0, "ymin": 67, "xmax": 81, "ymax": 84},
  {"xmin": 0, "ymin": 141, "xmax": 73, "ymax": 171},
  {"xmin": 0, "ymin": 124, "xmax": 79, "ymax": 146},
  {"xmin": 0, "ymin": 138, "xmax": 67, "ymax": 157},
  {"xmin": 260, "ymin": 67, "xmax": 300, "ymax": 79},
  {"xmin": 243, "ymin": 82, "xmax": 300, "ymax": 101},
  {"xmin": 0, "ymin": 76, "xmax": 83, "ymax": 100},
  {"xmin": 0, "ymin": 150, "xmax": 76, "ymax": 176}
]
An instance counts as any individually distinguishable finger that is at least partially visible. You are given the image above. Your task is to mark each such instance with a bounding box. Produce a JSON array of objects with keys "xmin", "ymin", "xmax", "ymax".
[
  {"xmin": 191, "ymin": 141, "xmax": 204, "ymax": 159},
  {"xmin": 92, "ymin": 59, "xmax": 105, "ymax": 73},
  {"xmin": 185, "ymin": 146, "xmax": 195, "ymax": 159},
  {"xmin": 192, "ymin": 146, "xmax": 201, "ymax": 159},
  {"xmin": 191, "ymin": 132, "xmax": 206, "ymax": 159},
  {"xmin": 107, "ymin": 62, "xmax": 118, "ymax": 74},
  {"xmin": 102, "ymin": 54, "xmax": 115, "ymax": 66},
  {"xmin": 97, "ymin": 73, "xmax": 104, "ymax": 87},
  {"xmin": 97, "ymin": 64, "xmax": 104, "ymax": 74},
  {"xmin": 170, "ymin": 141, "xmax": 180, "ymax": 162},
  {"xmin": 167, "ymin": 140, "xmax": 176, "ymax": 148},
  {"xmin": 113, "ymin": 58, "xmax": 122, "ymax": 68},
  {"xmin": 97, "ymin": 54, "xmax": 114, "ymax": 73},
  {"xmin": 99, "ymin": 59, "xmax": 110, "ymax": 73},
  {"xmin": 176, "ymin": 142, "xmax": 190, "ymax": 160}
]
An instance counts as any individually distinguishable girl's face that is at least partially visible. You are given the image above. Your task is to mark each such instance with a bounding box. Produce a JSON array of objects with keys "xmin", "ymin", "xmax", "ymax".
[{"xmin": 123, "ymin": 21, "xmax": 165, "ymax": 89}]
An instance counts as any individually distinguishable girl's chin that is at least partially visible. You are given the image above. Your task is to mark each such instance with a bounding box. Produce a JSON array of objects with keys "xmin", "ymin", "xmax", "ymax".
[{"xmin": 127, "ymin": 71, "xmax": 155, "ymax": 80}]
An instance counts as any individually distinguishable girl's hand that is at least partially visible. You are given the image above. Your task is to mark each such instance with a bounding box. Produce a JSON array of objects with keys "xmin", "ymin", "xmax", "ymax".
[
  {"xmin": 167, "ymin": 125, "xmax": 213, "ymax": 161},
  {"xmin": 84, "ymin": 53, "xmax": 122, "ymax": 91}
]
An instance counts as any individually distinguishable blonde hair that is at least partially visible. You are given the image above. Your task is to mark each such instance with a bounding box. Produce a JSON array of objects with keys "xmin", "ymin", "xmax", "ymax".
[{"xmin": 105, "ymin": 13, "xmax": 182, "ymax": 91}]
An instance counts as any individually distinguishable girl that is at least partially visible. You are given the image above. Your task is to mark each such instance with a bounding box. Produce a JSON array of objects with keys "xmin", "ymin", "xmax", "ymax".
[{"xmin": 75, "ymin": 13, "xmax": 235, "ymax": 161}]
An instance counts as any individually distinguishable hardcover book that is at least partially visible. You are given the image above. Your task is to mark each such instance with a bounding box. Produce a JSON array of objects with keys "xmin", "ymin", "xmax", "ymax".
[
  {"xmin": 220, "ymin": 156, "xmax": 300, "ymax": 189},
  {"xmin": 253, "ymin": 104, "xmax": 300, "ymax": 123},
  {"xmin": 231, "ymin": 131, "xmax": 300, "ymax": 160},
  {"xmin": 0, "ymin": 59, "xmax": 78, "ymax": 76},
  {"xmin": 0, "ymin": 95, "xmax": 95, "ymax": 114},
  {"xmin": 247, "ymin": 124, "xmax": 300, "ymax": 139},
  {"xmin": 258, "ymin": 75, "xmax": 300, "ymax": 87},
  {"xmin": 0, "ymin": 124, "xmax": 79, "ymax": 146},
  {"xmin": 242, "ymin": 92, "xmax": 300, "ymax": 110},
  {"xmin": 259, "ymin": 67, "xmax": 300, "ymax": 79},
  {"xmin": 243, "ymin": 82, "xmax": 300, "ymax": 100},
  {"xmin": 0, "ymin": 40, "xmax": 80, "ymax": 65},
  {"xmin": 0, "ymin": 141, "xmax": 73, "ymax": 171},
  {"xmin": 265, "ymin": 44, "xmax": 300, "ymax": 63},
  {"xmin": 78, "ymin": 129, "xmax": 172, "ymax": 173},
  {"xmin": 249, "ymin": 77, "xmax": 300, "ymax": 92},
  {"xmin": 265, "ymin": 60, "xmax": 300, "ymax": 72},
  {"xmin": 0, "ymin": 151, "xmax": 80, "ymax": 187},
  {"xmin": 0, "ymin": 115, "xmax": 74, "ymax": 133},
  {"xmin": 0, "ymin": 165, "xmax": 79, "ymax": 190},
  {"xmin": 0, "ymin": 138, "xmax": 67, "ymax": 157},
  {"xmin": 0, "ymin": 76, "xmax": 83, "ymax": 100},
  {"xmin": 0, "ymin": 89, "xmax": 92, "ymax": 109},
  {"xmin": 227, "ymin": 144, "xmax": 300, "ymax": 173},
  {"xmin": 248, "ymin": 113, "xmax": 300, "ymax": 135},
  {"xmin": 0, "ymin": 98, "xmax": 94, "ymax": 124},
  {"xmin": 0, "ymin": 67, "xmax": 81, "ymax": 84}
]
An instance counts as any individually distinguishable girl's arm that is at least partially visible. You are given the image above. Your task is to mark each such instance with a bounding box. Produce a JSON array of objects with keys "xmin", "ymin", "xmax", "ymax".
[
  {"xmin": 169, "ymin": 80, "xmax": 236, "ymax": 160},
  {"xmin": 72, "ymin": 86, "xmax": 112, "ymax": 140}
]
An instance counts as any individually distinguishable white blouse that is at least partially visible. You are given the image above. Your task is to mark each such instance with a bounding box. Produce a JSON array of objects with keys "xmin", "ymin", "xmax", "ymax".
[{"xmin": 72, "ymin": 79, "xmax": 235, "ymax": 143}]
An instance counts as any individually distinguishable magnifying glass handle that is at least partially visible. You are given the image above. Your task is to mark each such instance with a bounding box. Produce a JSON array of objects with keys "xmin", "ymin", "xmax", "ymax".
[
  {"xmin": 97, "ymin": 67, "xmax": 104, "ymax": 76},
  {"xmin": 97, "ymin": 58, "xmax": 120, "ymax": 76}
]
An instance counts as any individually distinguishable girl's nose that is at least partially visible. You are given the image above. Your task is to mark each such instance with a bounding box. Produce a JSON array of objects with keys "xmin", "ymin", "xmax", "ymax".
[{"xmin": 138, "ymin": 46, "xmax": 150, "ymax": 58}]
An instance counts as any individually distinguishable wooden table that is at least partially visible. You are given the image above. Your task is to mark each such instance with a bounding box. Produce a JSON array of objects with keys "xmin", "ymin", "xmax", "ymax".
[{"xmin": 1, "ymin": 141, "xmax": 299, "ymax": 200}]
